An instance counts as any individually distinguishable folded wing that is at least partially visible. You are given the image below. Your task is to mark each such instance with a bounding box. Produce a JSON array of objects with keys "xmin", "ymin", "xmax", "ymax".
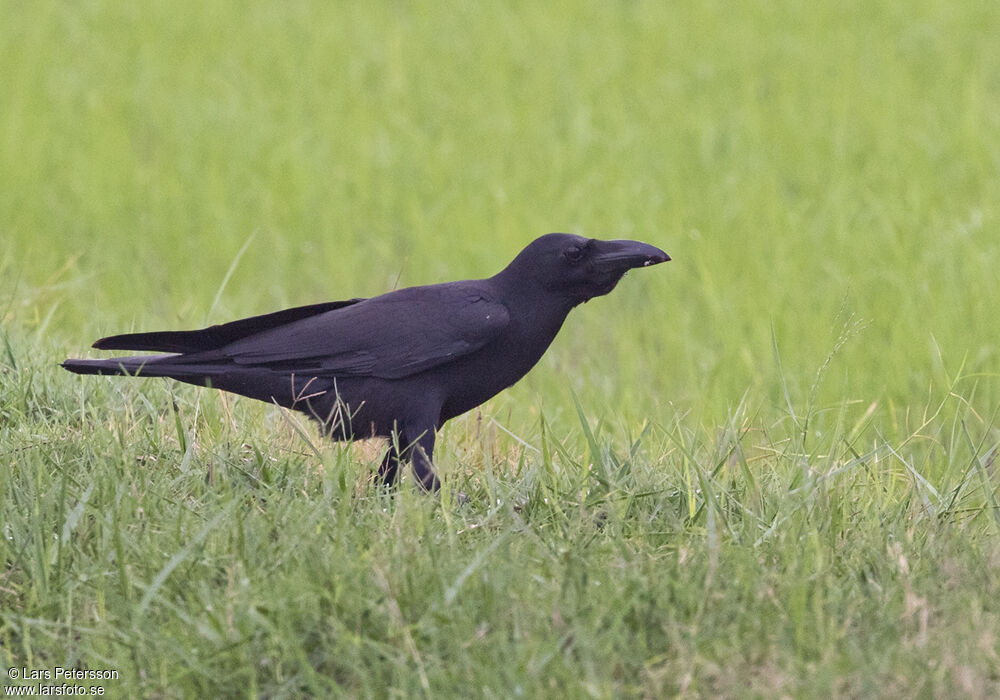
[
  {"xmin": 93, "ymin": 299, "xmax": 365, "ymax": 353},
  {"xmin": 218, "ymin": 284, "xmax": 510, "ymax": 380}
]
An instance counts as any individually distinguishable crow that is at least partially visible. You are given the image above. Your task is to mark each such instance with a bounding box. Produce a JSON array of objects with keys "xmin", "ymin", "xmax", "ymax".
[{"xmin": 62, "ymin": 233, "xmax": 669, "ymax": 491}]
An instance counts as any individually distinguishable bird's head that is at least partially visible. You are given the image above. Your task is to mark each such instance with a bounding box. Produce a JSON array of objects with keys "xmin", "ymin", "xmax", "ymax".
[{"xmin": 500, "ymin": 233, "xmax": 670, "ymax": 304}]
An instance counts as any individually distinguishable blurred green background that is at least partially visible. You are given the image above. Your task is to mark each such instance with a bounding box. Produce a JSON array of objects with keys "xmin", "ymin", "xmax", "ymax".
[
  {"xmin": 4, "ymin": 0, "xmax": 997, "ymax": 429},
  {"xmin": 4, "ymin": 2, "xmax": 1000, "ymax": 696}
]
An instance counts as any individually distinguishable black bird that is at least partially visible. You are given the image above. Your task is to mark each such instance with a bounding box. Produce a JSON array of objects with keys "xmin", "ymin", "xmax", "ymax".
[{"xmin": 62, "ymin": 234, "xmax": 669, "ymax": 491}]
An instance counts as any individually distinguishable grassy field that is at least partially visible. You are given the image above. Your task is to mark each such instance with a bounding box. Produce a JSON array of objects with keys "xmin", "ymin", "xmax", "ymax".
[{"xmin": 3, "ymin": 1, "xmax": 999, "ymax": 697}]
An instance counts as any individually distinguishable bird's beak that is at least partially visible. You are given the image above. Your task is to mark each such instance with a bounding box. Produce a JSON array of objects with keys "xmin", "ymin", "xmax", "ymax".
[{"xmin": 592, "ymin": 239, "xmax": 671, "ymax": 270}]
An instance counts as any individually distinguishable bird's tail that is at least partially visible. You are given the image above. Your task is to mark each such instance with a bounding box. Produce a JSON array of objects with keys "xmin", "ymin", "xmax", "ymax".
[
  {"xmin": 62, "ymin": 354, "xmax": 331, "ymax": 415},
  {"xmin": 62, "ymin": 354, "xmax": 187, "ymax": 378}
]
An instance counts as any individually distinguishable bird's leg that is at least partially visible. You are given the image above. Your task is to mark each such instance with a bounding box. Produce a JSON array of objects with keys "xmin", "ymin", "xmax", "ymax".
[
  {"xmin": 377, "ymin": 441, "xmax": 403, "ymax": 487},
  {"xmin": 404, "ymin": 428, "xmax": 440, "ymax": 493}
]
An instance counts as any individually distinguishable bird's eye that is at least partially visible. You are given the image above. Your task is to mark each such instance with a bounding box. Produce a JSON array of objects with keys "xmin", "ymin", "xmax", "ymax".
[{"xmin": 564, "ymin": 246, "xmax": 584, "ymax": 264}]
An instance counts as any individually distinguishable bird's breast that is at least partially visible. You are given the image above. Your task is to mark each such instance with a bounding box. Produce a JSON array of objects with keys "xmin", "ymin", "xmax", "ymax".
[{"xmin": 436, "ymin": 311, "xmax": 568, "ymax": 421}]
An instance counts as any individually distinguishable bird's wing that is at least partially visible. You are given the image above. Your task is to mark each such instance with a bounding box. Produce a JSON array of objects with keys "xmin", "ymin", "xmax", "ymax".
[
  {"xmin": 220, "ymin": 283, "xmax": 510, "ymax": 380},
  {"xmin": 92, "ymin": 299, "xmax": 366, "ymax": 353}
]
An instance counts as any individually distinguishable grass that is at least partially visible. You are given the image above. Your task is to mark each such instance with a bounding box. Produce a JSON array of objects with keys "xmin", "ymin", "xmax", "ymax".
[{"xmin": 2, "ymin": 0, "xmax": 1000, "ymax": 697}]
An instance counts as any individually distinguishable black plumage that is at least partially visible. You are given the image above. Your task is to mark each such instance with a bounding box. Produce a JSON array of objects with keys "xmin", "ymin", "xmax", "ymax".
[{"xmin": 63, "ymin": 233, "xmax": 669, "ymax": 491}]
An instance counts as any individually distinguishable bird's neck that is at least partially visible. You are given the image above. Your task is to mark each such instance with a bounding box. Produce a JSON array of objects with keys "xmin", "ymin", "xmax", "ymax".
[
  {"xmin": 489, "ymin": 270, "xmax": 577, "ymax": 317},
  {"xmin": 488, "ymin": 271, "xmax": 577, "ymax": 348}
]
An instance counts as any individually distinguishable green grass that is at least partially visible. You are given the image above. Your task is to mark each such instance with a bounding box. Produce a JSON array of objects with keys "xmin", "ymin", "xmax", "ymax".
[{"xmin": 3, "ymin": 1, "xmax": 1000, "ymax": 697}]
